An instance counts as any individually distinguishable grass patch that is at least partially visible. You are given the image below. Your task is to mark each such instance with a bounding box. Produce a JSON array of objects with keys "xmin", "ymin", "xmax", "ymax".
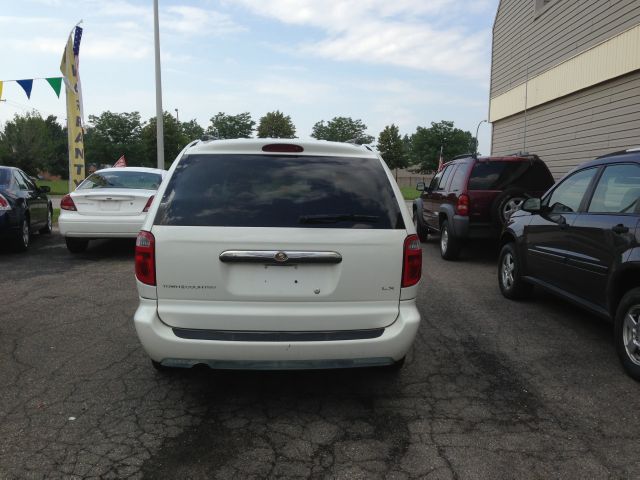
[
  {"xmin": 38, "ymin": 180, "xmax": 69, "ymax": 195},
  {"xmin": 401, "ymin": 186, "xmax": 421, "ymax": 201},
  {"xmin": 53, "ymin": 208, "xmax": 60, "ymax": 225}
]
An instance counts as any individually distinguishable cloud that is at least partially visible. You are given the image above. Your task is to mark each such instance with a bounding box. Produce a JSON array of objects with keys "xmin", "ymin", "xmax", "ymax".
[{"xmin": 234, "ymin": 0, "xmax": 492, "ymax": 79}]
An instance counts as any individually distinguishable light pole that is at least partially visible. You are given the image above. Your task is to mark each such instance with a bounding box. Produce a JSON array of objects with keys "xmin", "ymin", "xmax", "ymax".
[
  {"xmin": 174, "ymin": 108, "xmax": 179, "ymax": 123},
  {"xmin": 153, "ymin": 0, "xmax": 164, "ymax": 169},
  {"xmin": 475, "ymin": 119, "xmax": 488, "ymax": 156}
]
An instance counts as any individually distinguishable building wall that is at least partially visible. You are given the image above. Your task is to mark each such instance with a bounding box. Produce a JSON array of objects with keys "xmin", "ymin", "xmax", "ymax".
[
  {"xmin": 491, "ymin": 0, "xmax": 640, "ymax": 98},
  {"xmin": 492, "ymin": 70, "xmax": 640, "ymax": 179}
]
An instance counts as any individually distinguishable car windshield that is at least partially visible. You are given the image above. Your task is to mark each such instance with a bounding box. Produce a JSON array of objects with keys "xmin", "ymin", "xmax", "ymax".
[
  {"xmin": 78, "ymin": 171, "xmax": 162, "ymax": 190},
  {"xmin": 155, "ymin": 154, "xmax": 404, "ymax": 229},
  {"xmin": 0, "ymin": 169, "xmax": 12, "ymax": 186},
  {"xmin": 468, "ymin": 161, "xmax": 554, "ymax": 191}
]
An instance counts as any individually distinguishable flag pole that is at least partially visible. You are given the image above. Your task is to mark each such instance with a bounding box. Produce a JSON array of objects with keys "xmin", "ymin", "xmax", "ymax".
[{"xmin": 153, "ymin": 0, "xmax": 164, "ymax": 170}]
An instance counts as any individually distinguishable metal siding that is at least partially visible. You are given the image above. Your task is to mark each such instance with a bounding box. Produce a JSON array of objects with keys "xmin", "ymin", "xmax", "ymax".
[
  {"xmin": 491, "ymin": 0, "xmax": 640, "ymax": 98},
  {"xmin": 491, "ymin": 71, "xmax": 640, "ymax": 179},
  {"xmin": 490, "ymin": 23, "xmax": 640, "ymax": 121}
]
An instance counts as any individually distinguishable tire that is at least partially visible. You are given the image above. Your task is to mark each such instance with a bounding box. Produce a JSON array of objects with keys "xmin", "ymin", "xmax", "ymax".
[
  {"xmin": 440, "ymin": 219, "xmax": 461, "ymax": 260},
  {"xmin": 39, "ymin": 207, "xmax": 53, "ymax": 234},
  {"xmin": 492, "ymin": 189, "xmax": 527, "ymax": 227},
  {"xmin": 13, "ymin": 217, "xmax": 30, "ymax": 252},
  {"xmin": 413, "ymin": 208, "xmax": 429, "ymax": 242},
  {"xmin": 498, "ymin": 243, "xmax": 533, "ymax": 299},
  {"xmin": 65, "ymin": 237, "xmax": 89, "ymax": 253},
  {"xmin": 614, "ymin": 288, "xmax": 640, "ymax": 381}
]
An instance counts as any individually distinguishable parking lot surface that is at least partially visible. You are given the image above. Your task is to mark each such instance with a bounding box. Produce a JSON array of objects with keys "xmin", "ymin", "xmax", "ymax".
[{"xmin": 1, "ymin": 231, "xmax": 639, "ymax": 479}]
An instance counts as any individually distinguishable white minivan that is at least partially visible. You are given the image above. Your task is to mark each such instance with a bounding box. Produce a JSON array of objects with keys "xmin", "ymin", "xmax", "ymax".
[{"xmin": 133, "ymin": 139, "xmax": 422, "ymax": 371}]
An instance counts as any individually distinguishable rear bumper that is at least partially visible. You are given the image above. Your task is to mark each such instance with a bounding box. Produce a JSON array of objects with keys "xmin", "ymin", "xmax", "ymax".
[
  {"xmin": 59, "ymin": 212, "xmax": 145, "ymax": 238},
  {"xmin": 0, "ymin": 211, "xmax": 19, "ymax": 239},
  {"xmin": 133, "ymin": 298, "xmax": 421, "ymax": 369},
  {"xmin": 451, "ymin": 216, "xmax": 499, "ymax": 239}
]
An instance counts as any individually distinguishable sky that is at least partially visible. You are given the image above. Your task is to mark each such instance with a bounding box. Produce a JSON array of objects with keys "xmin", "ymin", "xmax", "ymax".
[{"xmin": 0, "ymin": 0, "xmax": 498, "ymax": 155}]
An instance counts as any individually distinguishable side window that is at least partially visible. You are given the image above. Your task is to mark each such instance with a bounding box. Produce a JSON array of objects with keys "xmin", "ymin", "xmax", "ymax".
[
  {"xmin": 428, "ymin": 171, "xmax": 442, "ymax": 191},
  {"xmin": 449, "ymin": 165, "xmax": 467, "ymax": 192},
  {"xmin": 437, "ymin": 165, "xmax": 454, "ymax": 190},
  {"xmin": 13, "ymin": 172, "xmax": 28, "ymax": 190},
  {"xmin": 545, "ymin": 168, "xmax": 598, "ymax": 213},
  {"xmin": 588, "ymin": 164, "xmax": 640, "ymax": 214}
]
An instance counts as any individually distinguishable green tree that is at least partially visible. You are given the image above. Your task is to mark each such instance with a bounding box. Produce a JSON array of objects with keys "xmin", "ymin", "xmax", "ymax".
[
  {"xmin": 311, "ymin": 116, "xmax": 374, "ymax": 144},
  {"xmin": 142, "ymin": 112, "xmax": 190, "ymax": 168},
  {"xmin": 84, "ymin": 111, "xmax": 145, "ymax": 167},
  {"xmin": 408, "ymin": 121, "xmax": 475, "ymax": 173},
  {"xmin": 43, "ymin": 116, "xmax": 68, "ymax": 178},
  {"xmin": 0, "ymin": 112, "xmax": 55, "ymax": 175},
  {"xmin": 206, "ymin": 112, "xmax": 255, "ymax": 139},
  {"xmin": 181, "ymin": 119, "xmax": 205, "ymax": 141},
  {"xmin": 256, "ymin": 110, "xmax": 296, "ymax": 138},
  {"xmin": 377, "ymin": 124, "xmax": 406, "ymax": 171}
]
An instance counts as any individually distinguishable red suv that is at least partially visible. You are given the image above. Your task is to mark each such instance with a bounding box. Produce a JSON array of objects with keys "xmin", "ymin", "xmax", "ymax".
[{"xmin": 413, "ymin": 154, "xmax": 554, "ymax": 260}]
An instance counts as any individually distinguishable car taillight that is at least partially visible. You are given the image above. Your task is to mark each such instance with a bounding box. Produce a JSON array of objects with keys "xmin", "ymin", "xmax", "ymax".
[
  {"xmin": 135, "ymin": 231, "xmax": 156, "ymax": 286},
  {"xmin": 456, "ymin": 194, "xmax": 469, "ymax": 216},
  {"xmin": 402, "ymin": 234, "xmax": 422, "ymax": 288},
  {"xmin": 0, "ymin": 193, "xmax": 11, "ymax": 211},
  {"xmin": 60, "ymin": 194, "xmax": 77, "ymax": 211},
  {"xmin": 143, "ymin": 195, "xmax": 154, "ymax": 213}
]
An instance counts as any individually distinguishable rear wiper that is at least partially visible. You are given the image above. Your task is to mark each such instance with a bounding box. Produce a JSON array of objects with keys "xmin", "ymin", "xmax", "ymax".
[{"xmin": 299, "ymin": 214, "xmax": 379, "ymax": 224}]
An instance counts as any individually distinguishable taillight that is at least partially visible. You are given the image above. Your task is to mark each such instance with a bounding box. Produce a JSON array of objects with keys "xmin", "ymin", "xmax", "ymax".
[
  {"xmin": 402, "ymin": 234, "xmax": 422, "ymax": 288},
  {"xmin": 135, "ymin": 231, "xmax": 156, "ymax": 286},
  {"xmin": 456, "ymin": 194, "xmax": 469, "ymax": 216},
  {"xmin": 60, "ymin": 194, "xmax": 77, "ymax": 211},
  {"xmin": 143, "ymin": 195, "xmax": 154, "ymax": 213},
  {"xmin": 0, "ymin": 193, "xmax": 11, "ymax": 211}
]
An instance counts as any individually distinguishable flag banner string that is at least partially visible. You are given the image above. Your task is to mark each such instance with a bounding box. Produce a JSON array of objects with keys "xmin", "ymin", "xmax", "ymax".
[{"xmin": 0, "ymin": 77, "xmax": 64, "ymax": 100}]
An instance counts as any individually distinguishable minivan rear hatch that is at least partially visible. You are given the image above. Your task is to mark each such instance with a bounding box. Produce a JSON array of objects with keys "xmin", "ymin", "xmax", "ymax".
[{"xmin": 152, "ymin": 153, "xmax": 406, "ymax": 332}]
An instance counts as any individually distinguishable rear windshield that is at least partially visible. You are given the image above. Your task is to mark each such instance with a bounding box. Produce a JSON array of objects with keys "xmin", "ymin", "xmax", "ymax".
[
  {"xmin": 155, "ymin": 154, "xmax": 404, "ymax": 229},
  {"xmin": 78, "ymin": 171, "xmax": 162, "ymax": 190},
  {"xmin": 0, "ymin": 169, "xmax": 11, "ymax": 186},
  {"xmin": 468, "ymin": 161, "xmax": 554, "ymax": 191}
]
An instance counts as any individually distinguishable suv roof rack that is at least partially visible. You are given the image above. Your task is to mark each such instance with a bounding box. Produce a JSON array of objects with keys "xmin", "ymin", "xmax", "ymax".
[
  {"xmin": 596, "ymin": 147, "xmax": 640, "ymax": 159},
  {"xmin": 452, "ymin": 154, "xmax": 474, "ymax": 160}
]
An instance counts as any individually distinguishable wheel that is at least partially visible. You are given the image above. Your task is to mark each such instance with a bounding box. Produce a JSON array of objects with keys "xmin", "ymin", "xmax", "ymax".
[
  {"xmin": 65, "ymin": 237, "xmax": 89, "ymax": 253},
  {"xmin": 13, "ymin": 217, "xmax": 30, "ymax": 252},
  {"xmin": 413, "ymin": 208, "xmax": 429, "ymax": 242},
  {"xmin": 39, "ymin": 207, "xmax": 53, "ymax": 234},
  {"xmin": 498, "ymin": 243, "xmax": 533, "ymax": 299},
  {"xmin": 614, "ymin": 288, "xmax": 640, "ymax": 381},
  {"xmin": 440, "ymin": 219, "xmax": 461, "ymax": 260},
  {"xmin": 492, "ymin": 189, "xmax": 527, "ymax": 226}
]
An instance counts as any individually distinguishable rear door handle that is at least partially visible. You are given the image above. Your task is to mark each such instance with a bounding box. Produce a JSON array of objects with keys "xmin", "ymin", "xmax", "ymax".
[{"xmin": 612, "ymin": 224, "xmax": 629, "ymax": 234}]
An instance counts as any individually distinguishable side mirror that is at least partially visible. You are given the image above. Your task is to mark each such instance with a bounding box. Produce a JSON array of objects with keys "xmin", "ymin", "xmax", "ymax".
[
  {"xmin": 39, "ymin": 185, "xmax": 51, "ymax": 193},
  {"xmin": 522, "ymin": 197, "xmax": 541, "ymax": 213},
  {"xmin": 416, "ymin": 182, "xmax": 425, "ymax": 192}
]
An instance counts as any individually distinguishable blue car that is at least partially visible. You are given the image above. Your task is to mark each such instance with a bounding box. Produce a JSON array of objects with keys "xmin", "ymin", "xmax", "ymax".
[{"xmin": 0, "ymin": 166, "xmax": 53, "ymax": 251}]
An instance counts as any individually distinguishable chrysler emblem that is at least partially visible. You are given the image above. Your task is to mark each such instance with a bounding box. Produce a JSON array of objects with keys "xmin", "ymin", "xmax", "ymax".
[{"xmin": 274, "ymin": 251, "xmax": 288, "ymax": 263}]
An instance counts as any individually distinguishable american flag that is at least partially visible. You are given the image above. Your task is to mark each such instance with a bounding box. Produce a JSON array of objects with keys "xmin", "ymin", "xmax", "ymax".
[
  {"xmin": 113, "ymin": 155, "xmax": 127, "ymax": 168},
  {"xmin": 437, "ymin": 145, "xmax": 444, "ymax": 172}
]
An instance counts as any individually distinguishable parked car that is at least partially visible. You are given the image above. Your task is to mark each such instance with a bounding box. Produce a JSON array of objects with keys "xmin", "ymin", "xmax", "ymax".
[
  {"xmin": 58, "ymin": 167, "xmax": 167, "ymax": 253},
  {"xmin": 133, "ymin": 139, "xmax": 422, "ymax": 372},
  {"xmin": 413, "ymin": 154, "xmax": 555, "ymax": 260},
  {"xmin": 0, "ymin": 166, "xmax": 53, "ymax": 251},
  {"xmin": 498, "ymin": 147, "xmax": 640, "ymax": 381}
]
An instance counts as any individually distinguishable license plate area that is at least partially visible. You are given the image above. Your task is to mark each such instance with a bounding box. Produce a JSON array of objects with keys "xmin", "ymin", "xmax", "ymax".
[{"xmin": 99, "ymin": 200, "xmax": 121, "ymax": 211}]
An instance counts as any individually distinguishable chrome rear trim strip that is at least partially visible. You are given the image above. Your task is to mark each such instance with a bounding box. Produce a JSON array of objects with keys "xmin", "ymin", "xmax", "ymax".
[{"xmin": 219, "ymin": 250, "xmax": 342, "ymax": 264}]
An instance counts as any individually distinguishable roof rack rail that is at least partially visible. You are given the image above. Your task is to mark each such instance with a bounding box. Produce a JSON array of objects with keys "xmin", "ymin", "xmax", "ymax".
[
  {"xmin": 596, "ymin": 147, "xmax": 640, "ymax": 159},
  {"xmin": 452, "ymin": 153, "xmax": 474, "ymax": 160}
]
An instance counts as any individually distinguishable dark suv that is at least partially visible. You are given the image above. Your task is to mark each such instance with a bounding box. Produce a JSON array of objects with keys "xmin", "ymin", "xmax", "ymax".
[
  {"xmin": 498, "ymin": 148, "xmax": 640, "ymax": 381},
  {"xmin": 413, "ymin": 154, "xmax": 554, "ymax": 260}
]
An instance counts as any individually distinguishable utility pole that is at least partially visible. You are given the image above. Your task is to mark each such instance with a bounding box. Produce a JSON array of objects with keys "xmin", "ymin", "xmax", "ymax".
[
  {"xmin": 153, "ymin": 0, "xmax": 164, "ymax": 170},
  {"xmin": 174, "ymin": 108, "xmax": 179, "ymax": 123}
]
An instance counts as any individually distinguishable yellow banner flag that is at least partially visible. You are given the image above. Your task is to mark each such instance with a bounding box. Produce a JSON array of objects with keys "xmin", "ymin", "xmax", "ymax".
[
  {"xmin": 0, "ymin": 81, "xmax": 3, "ymax": 100},
  {"xmin": 60, "ymin": 26, "xmax": 85, "ymax": 191}
]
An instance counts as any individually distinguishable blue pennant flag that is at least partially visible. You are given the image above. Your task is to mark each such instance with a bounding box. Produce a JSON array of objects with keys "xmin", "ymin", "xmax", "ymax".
[{"xmin": 16, "ymin": 79, "xmax": 33, "ymax": 99}]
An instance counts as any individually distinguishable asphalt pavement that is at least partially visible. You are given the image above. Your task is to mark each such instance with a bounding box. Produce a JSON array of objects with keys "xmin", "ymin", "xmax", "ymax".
[{"xmin": 1, "ymin": 230, "xmax": 639, "ymax": 479}]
